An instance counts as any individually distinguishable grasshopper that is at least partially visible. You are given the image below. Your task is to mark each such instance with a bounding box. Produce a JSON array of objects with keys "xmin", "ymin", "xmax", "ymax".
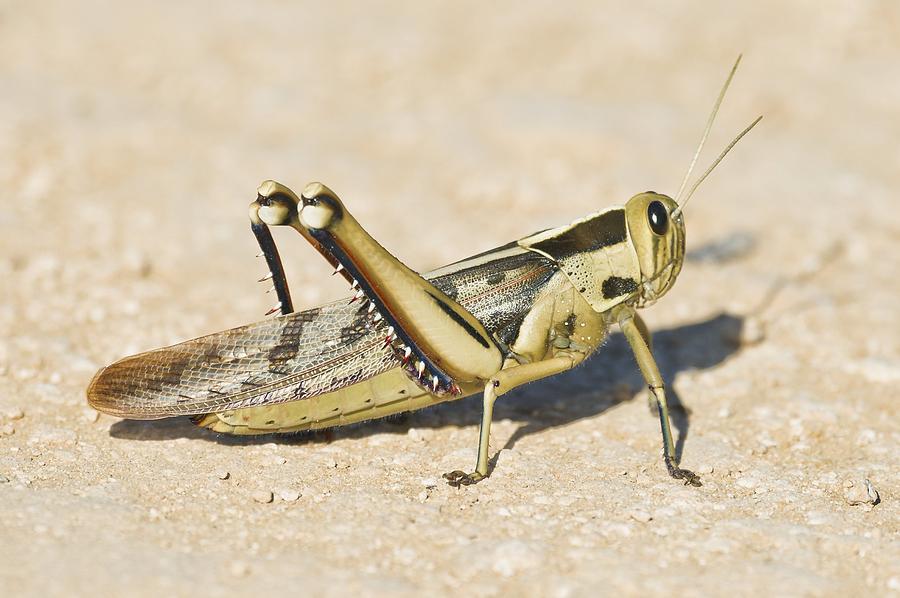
[{"xmin": 87, "ymin": 58, "xmax": 760, "ymax": 487}]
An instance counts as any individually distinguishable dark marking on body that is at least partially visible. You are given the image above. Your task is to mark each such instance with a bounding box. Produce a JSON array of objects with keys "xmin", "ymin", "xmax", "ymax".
[
  {"xmin": 426, "ymin": 291, "xmax": 491, "ymax": 349},
  {"xmin": 339, "ymin": 317, "xmax": 369, "ymax": 346},
  {"xmin": 267, "ymin": 307, "xmax": 321, "ymax": 368},
  {"xmin": 487, "ymin": 272, "xmax": 505, "ymax": 285},
  {"xmin": 601, "ymin": 276, "xmax": 639, "ymax": 299},
  {"xmin": 157, "ymin": 355, "xmax": 194, "ymax": 385},
  {"xmin": 330, "ymin": 373, "xmax": 364, "ymax": 390},
  {"xmin": 530, "ymin": 209, "xmax": 627, "ymax": 260},
  {"xmin": 495, "ymin": 314, "xmax": 526, "ymax": 348},
  {"xmin": 439, "ymin": 239, "xmax": 520, "ymax": 270},
  {"xmin": 442, "ymin": 280, "xmax": 460, "ymax": 300},
  {"xmin": 288, "ymin": 382, "xmax": 307, "ymax": 400}
]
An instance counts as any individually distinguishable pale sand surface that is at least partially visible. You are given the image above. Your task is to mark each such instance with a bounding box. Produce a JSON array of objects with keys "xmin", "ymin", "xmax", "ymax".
[{"xmin": 1, "ymin": 2, "xmax": 898, "ymax": 596}]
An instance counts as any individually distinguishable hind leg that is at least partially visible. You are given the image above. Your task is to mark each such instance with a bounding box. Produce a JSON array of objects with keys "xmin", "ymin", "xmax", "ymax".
[{"xmin": 252, "ymin": 181, "xmax": 504, "ymax": 396}]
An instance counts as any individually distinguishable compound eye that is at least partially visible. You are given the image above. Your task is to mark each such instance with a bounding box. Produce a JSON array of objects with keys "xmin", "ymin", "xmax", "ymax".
[{"xmin": 647, "ymin": 200, "xmax": 669, "ymax": 235}]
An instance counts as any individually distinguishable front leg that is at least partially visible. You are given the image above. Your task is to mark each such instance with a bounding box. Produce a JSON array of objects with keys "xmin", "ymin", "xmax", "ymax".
[
  {"xmin": 444, "ymin": 354, "xmax": 579, "ymax": 487},
  {"xmin": 614, "ymin": 306, "xmax": 701, "ymax": 487}
]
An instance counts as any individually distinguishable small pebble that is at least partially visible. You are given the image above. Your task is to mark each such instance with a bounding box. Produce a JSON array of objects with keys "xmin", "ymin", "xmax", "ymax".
[
  {"xmin": 0, "ymin": 423, "xmax": 15, "ymax": 436},
  {"xmin": 0, "ymin": 474, "xmax": 9, "ymax": 483},
  {"xmin": 82, "ymin": 408, "xmax": 100, "ymax": 423},
  {"xmin": 740, "ymin": 317, "xmax": 765, "ymax": 345},
  {"xmin": 629, "ymin": 509, "xmax": 652, "ymax": 523},
  {"xmin": 14, "ymin": 368, "xmax": 35, "ymax": 380},
  {"xmin": 407, "ymin": 428, "xmax": 429, "ymax": 442},
  {"xmin": 697, "ymin": 464, "xmax": 714, "ymax": 474},
  {"xmin": 4, "ymin": 407, "xmax": 24, "ymax": 420},
  {"xmin": 277, "ymin": 488, "xmax": 300, "ymax": 502},
  {"xmin": 216, "ymin": 470, "xmax": 230, "ymax": 480},
  {"xmin": 420, "ymin": 477, "xmax": 438, "ymax": 489},
  {"xmin": 251, "ymin": 490, "xmax": 273, "ymax": 504},
  {"xmin": 843, "ymin": 479, "xmax": 880, "ymax": 507},
  {"xmin": 229, "ymin": 561, "xmax": 250, "ymax": 577},
  {"xmin": 736, "ymin": 475, "xmax": 757, "ymax": 490},
  {"xmin": 756, "ymin": 434, "xmax": 778, "ymax": 449},
  {"xmin": 856, "ymin": 429, "xmax": 877, "ymax": 446},
  {"xmin": 557, "ymin": 495, "xmax": 576, "ymax": 507}
]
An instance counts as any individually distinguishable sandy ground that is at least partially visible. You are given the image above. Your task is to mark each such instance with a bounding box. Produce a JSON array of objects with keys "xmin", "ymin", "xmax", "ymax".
[{"xmin": 1, "ymin": 1, "xmax": 899, "ymax": 596}]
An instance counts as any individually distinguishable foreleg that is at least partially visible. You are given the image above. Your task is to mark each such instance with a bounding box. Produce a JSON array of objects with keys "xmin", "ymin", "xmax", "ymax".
[{"xmin": 614, "ymin": 305, "xmax": 701, "ymax": 486}]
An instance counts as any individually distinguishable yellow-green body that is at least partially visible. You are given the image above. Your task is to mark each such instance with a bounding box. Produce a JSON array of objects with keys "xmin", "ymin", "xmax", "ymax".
[
  {"xmin": 88, "ymin": 57, "xmax": 758, "ymax": 486},
  {"xmin": 88, "ymin": 185, "xmax": 695, "ymax": 485}
]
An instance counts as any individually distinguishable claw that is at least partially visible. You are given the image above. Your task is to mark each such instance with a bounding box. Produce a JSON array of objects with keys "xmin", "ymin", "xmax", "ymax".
[
  {"xmin": 443, "ymin": 470, "xmax": 484, "ymax": 487},
  {"xmin": 665, "ymin": 456, "xmax": 702, "ymax": 487}
]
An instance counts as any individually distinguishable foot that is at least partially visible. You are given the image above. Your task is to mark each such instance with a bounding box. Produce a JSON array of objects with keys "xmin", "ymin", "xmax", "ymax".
[
  {"xmin": 443, "ymin": 470, "xmax": 485, "ymax": 487},
  {"xmin": 665, "ymin": 456, "xmax": 702, "ymax": 487}
]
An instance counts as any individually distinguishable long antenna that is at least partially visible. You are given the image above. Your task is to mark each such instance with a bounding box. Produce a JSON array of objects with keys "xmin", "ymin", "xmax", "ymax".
[
  {"xmin": 674, "ymin": 55, "xmax": 743, "ymax": 205},
  {"xmin": 672, "ymin": 115, "xmax": 762, "ymax": 219}
]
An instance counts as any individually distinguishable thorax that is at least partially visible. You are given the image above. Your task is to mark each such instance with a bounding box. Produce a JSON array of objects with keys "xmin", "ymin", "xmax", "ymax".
[{"xmin": 505, "ymin": 270, "xmax": 609, "ymax": 365}]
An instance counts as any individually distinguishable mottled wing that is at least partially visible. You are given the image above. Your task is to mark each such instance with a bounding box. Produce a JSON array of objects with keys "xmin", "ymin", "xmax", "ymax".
[
  {"xmin": 87, "ymin": 246, "xmax": 556, "ymax": 419},
  {"xmin": 87, "ymin": 299, "xmax": 396, "ymax": 419}
]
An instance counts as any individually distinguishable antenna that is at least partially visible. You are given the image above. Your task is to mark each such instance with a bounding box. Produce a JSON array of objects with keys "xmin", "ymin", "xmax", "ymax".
[
  {"xmin": 671, "ymin": 115, "xmax": 762, "ymax": 219},
  {"xmin": 674, "ymin": 55, "xmax": 743, "ymax": 205}
]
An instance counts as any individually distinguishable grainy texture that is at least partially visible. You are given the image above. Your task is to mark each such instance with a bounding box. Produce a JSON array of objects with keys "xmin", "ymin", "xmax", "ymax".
[{"xmin": 1, "ymin": 2, "xmax": 898, "ymax": 597}]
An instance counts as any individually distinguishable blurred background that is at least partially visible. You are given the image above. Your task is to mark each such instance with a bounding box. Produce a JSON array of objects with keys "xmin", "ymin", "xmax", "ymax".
[{"xmin": 1, "ymin": 2, "xmax": 898, "ymax": 596}]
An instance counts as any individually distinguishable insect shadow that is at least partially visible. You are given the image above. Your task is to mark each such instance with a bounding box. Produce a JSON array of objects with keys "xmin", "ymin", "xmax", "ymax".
[{"xmin": 109, "ymin": 311, "xmax": 746, "ymax": 461}]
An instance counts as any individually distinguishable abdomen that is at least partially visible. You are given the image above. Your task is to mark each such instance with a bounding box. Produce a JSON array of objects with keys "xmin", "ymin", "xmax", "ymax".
[{"xmin": 194, "ymin": 367, "xmax": 482, "ymax": 434}]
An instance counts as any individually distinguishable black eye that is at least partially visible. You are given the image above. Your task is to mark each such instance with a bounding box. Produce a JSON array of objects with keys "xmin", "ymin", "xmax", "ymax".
[{"xmin": 647, "ymin": 200, "xmax": 668, "ymax": 235}]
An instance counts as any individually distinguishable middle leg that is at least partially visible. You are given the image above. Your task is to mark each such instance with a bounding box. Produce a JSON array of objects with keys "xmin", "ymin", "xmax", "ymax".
[{"xmin": 443, "ymin": 354, "xmax": 579, "ymax": 487}]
